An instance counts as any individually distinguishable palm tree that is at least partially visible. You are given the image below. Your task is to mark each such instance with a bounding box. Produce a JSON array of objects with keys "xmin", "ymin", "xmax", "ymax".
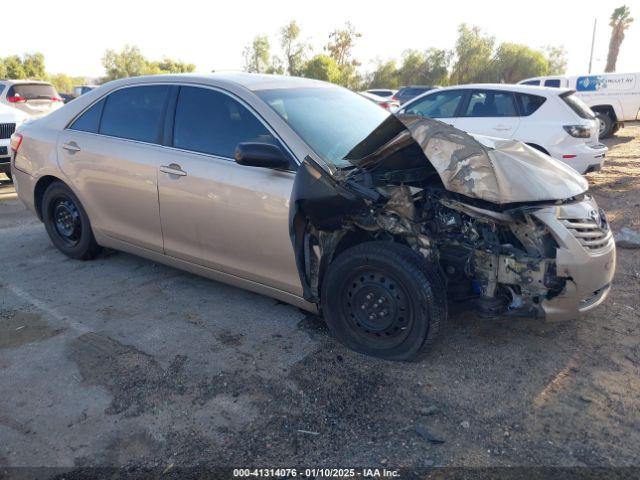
[{"xmin": 605, "ymin": 6, "xmax": 634, "ymax": 72}]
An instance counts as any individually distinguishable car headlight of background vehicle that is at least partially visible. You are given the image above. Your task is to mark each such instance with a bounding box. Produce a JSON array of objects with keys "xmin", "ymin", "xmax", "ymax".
[{"xmin": 563, "ymin": 125, "xmax": 591, "ymax": 138}]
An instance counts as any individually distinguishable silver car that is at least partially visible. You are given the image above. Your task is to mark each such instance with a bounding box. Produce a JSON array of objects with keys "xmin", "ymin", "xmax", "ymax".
[{"xmin": 10, "ymin": 73, "xmax": 616, "ymax": 360}]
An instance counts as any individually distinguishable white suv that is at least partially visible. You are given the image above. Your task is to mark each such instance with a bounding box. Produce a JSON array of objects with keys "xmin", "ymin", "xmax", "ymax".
[
  {"xmin": 0, "ymin": 80, "xmax": 64, "ymax": 118},
  {"xmin": 398, "ymin": 84, "xmax": 607, "ymax": 174},
  {"xmin": 0, "ymin": 103, "xmax": 28, "ymax": 181}
]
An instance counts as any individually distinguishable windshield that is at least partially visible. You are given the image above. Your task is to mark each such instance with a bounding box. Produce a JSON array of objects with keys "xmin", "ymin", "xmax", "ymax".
[
  {"xmin": 256, "ymin": 86, "xmax": 389, "ymax": 167},
  {"xmin": 7, "ymin": 83, "xmax": 58, "ymax": 100}
]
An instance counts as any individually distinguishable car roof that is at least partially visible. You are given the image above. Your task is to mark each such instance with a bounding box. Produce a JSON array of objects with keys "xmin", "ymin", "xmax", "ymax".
[
  {"xmin": 100, "ymin": 72, "xmax": 334, "ymax": 92},
  {"xmin": 434, "ymin": 83, "xmax": 571, "ymax": 96},
  {"xmin": 0, "ymin": 79, "xmax": 54, "ymax": 85}
]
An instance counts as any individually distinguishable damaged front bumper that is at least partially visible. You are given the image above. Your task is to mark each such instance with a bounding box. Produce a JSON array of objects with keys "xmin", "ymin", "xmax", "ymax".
[{"xmin": 533, "ymin": 198, "xmax": 616, "ymax": 321}]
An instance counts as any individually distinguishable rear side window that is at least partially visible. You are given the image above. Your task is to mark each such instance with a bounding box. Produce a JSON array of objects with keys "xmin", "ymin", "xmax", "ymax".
[
  {"xmin": 69, "ymin": 99, "xmax": 105, "ymax": 133},
  {"xmin": 515, "ymin": 93, "xmax": 546, "ymax": 116},
  {"xmin": 404, "ymin": 90, "xmax": 465, "ymax": 118},
  {"xmin": 7, "ymin": 83, "xmax": 58, "ymax": 100},
  {"xmin": 99, "ymin": 85, "xmax": 170, "ymax": 143},
  {"xmin": 544, "ymin": 79, "xmax": 561, "ymax": 88},
  {"xmin": 172, "ymin": 86, "xmax": 276, "ymax": 158},
  {"xmin": 561, "ymin": 92, "xmax": 595, "ymax": 119},
  {"xmin": 463, "ymin": 90, "xmax": 517, "ymax": 117}
]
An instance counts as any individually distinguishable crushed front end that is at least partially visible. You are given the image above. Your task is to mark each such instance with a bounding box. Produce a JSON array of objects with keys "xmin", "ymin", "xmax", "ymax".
[{"xmin": 290, "ymin": 115, "xmax": 615, "ymax": 321}]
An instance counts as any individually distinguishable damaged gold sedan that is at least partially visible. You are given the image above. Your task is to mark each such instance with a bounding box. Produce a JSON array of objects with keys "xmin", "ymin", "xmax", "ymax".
[
  {"xmin": 290, "ymin": 114, "xmax": 615, "ymax": 360},
  {"xmin": 12, "ymin": 74, "xmax": 616, "ymax": 360}
]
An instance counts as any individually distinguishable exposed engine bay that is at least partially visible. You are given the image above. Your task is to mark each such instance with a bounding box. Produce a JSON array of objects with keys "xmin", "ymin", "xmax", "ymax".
[{"xmin": 290, "ymin": 115, "xmax": 613, "ymax": 320}]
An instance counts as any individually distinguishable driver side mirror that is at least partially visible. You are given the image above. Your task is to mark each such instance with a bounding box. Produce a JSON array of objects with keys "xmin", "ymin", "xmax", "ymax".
[{"xmin": 234, "ymin": 142, "xmax": 290, "ymax": 170}]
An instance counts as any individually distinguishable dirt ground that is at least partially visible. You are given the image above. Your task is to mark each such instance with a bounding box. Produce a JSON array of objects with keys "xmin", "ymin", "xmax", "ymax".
[{"xmin": 0, "ymin": 125, "xmax": 639, "ymax": 474}]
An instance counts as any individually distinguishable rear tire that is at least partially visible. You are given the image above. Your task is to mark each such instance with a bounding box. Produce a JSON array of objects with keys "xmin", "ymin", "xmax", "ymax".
[
  {"xmin": 42, "ymin": 182, "xmax": 102, "ymax": 260},
  {"xmin": 321, "ymin": 241, "xmax": 447, "ymax": 361},
  {"xmin": 596, "ymin": 113, "xmax": 614, "ymax": 138}
]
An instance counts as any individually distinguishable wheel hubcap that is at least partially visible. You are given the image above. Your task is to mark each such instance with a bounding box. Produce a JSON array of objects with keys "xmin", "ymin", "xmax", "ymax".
[
  {"xmin": 53, "ymin": 198, "xmax": 81, "ymax": 245},
  {"xmin": 342, "ymin": 269, "xmax": 412, "ymax": 346}
]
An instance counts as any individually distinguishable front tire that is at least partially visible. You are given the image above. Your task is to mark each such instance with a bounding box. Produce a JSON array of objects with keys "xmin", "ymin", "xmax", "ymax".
[
  {"xmin": 321, "ymin": 241, "xmax": 447, "ymax": 361},
  {"xmin": 42, "ymin": 182, "xmax": 102, "ymax": 260}
]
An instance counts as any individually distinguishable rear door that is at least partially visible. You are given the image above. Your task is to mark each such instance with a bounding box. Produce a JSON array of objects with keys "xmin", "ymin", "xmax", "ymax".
[
  {"xmin": 157, "ymin": 85, "xmax": 301, "ymax": 294},
  {"xmin": 57, "ymin": 84, "xmax": 171, "ymax": 252},
  {"xmin": 455, "ymin": 89, "xmax": 520, "ymax": 138},
  {"xmin": 402, "ymin": 89, "xmax": 466, "ymax": 126}
]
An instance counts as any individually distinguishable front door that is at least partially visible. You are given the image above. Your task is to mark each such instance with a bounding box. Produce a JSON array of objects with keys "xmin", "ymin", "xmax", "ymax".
[{"xmin": 157, "ymin": 85, "xmax": 302, "ymax": 295}]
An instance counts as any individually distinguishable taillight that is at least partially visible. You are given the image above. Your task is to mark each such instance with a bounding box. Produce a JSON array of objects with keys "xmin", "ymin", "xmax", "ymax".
[
  {"xmin": 392, "ymin": 95, "xmax": 398, "ymax": 101},
  {"xmin": 563, "ymin": 125, "xmax": 591, "ymax": 138},
  {"xmin": 7, "ymin": 96, "xmax": 26, "ymax": 103},
  {"xmin": 10, "ymin": 133, "xmax": 23, "ymax": 153},
  {"xmin": 380, "ymin": 102, "xmax": 391, "ymax": 110},
  {"xmin": 51, "ymin": 97, "xmax": 63, "ymax": 102},
  {"xmin": 562, "ymin": 154, "xmax": 577, "ymax": 159}
]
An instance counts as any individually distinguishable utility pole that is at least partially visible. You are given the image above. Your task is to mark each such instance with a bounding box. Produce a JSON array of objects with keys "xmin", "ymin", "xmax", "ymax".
[{"xmin": 588, "ymin": 18, "xmax": 597, "ymax": 73}]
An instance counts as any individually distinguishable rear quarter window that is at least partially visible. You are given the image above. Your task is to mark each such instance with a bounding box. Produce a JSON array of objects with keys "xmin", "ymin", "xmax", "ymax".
[
  {"xmin": 69, "ymin": 99, "xmax": 106, "ymax": 133},
  {"xmin": 515, "ymin": 93, "xmax": 546, "ymax": 116}
]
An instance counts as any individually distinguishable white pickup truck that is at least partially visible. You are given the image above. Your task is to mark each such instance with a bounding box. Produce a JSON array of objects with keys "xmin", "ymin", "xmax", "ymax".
[{"xmin": 519, "ymin": 73, "xmax": 640, "ymax": 138}]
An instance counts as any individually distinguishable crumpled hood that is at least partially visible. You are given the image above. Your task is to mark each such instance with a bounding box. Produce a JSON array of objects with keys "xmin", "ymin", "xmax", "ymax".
[{"xmin": 343, "ymin": 114, "xmax": 588, "ymax": 204}]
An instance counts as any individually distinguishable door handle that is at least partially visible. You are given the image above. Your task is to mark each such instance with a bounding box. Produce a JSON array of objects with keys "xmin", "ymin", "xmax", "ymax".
[
  {"xmin": 62, "ymin": 142, "xmax": 81, "ymax": 153},
  {"xmin": 160, "ymin": 164, "xmax": 187, "ymax": 177}
]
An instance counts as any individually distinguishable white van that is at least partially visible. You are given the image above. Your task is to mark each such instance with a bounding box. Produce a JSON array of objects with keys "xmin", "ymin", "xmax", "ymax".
[{"xmin": 518, "ymin": 73, "xmax": 640, "ymax": 138}]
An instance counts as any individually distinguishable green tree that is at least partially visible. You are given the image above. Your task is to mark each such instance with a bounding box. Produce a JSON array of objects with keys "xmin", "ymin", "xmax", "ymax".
[
  {"xmin": 325, "ymin": 22, "xmax": 363, "ymax": 88},
  {"xmin": 450, "ymin": 24, "xmax": 495, "ymax": 84},
  {"xmin": 326, "ymin": 22, "xmax": 362, "ymax": 67},
  {"xmin": 543, "ymin": 46, "xmax": 568, "ymax": 75},
  {"xmin": 102, "ymin": 45, "xmax": 148, "ymax": 81},
  {"xmin": 154, "ymin": 57, "xmax": 196, "ymax": 74},
  {"xmin": 605, "ymin": 5, "xmax": 634, "ymax": 72},
  {"xmin": 0, "ymin": 60, "xmax": 6, "ymax": 79},
  {"xmin": 369, "ymin": 60, "xmax": 400, "ymax": 88},
  {"xmin": 397, "ymin": 48, "xmax": 451, "ymax": 86},
  {"xmin": 398, "ymin": 50, "xmax": 426, "ymax": 86},
  {"xmin": 22, "ymin": 53, "xmax": 46, "ymax": 79},
  {"xmin": 280, "ymin": 20, "xmax": 308, "ymax": 76},
  {"xmin": 243, "ymin": 35, "xmax": 272, "ymax": 73},
  {"xmin": 494, "ymin": 43, "xmax": 548, "ymax": 83},
  {"xmin": 3, "ymin": 55, "xmax": 26, "ymax": 79},
  {"xmin": 301, "ymin": 54, "xmax": 342, "ymax": 83}
]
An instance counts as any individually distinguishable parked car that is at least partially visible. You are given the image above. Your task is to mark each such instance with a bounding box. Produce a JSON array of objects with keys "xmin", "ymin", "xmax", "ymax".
[
  {"xmin": 0, "ymin": 103, "xmax": 28, "ymax": 181},
  {"xmin": 365, "ymin": 89, "xmax": 397, "ymax": 100},
  {"xmin": 73, "ymin": 85, "xmax": 98, "ymax": 97},
  {"xmin": 359, "ymin": 91, "xmax": 400, "ymax": 111},
  {"xmin": 10, "ymin": 74, "xmax": 615, "ymax": 360},
  {"xmin": 518, "ymin": 73, "xmax": 640, "ymax": 138},
  {"xmin": 394, "ymin": 85, "xmax": 438, "ymax": 105},
  {"xmin": 0, "ymin": 80, "xmax": 64, "ymax": 118},
  {"xmin": 398, "ymin": 83, "xmax": 607, "ymax": 174}
]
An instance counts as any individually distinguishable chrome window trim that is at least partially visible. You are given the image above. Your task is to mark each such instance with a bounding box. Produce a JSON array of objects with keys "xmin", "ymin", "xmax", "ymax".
[{"xmin": 64, "ymin": 81, "xmax": 301, "ymax": 169}]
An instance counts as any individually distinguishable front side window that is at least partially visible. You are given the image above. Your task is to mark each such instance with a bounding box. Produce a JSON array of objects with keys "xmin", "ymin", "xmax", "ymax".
[
  {"xmin": 99, "ymin": 85, "xmax": 170, "ymax": 143},
  {"xmin": 544, "ymin": 79, "xmax": 561, "ymax": 88},
  {"xmin": 69, "ymin": 99, "xmax": 105, "ymax": 133},
  {"xmin": 172, "ymin": 86, "xmax": 276, "ymax": 158},
  {"xmin": 463, "ymin": 90, "xmax": 517, "ymax": 117},
  {"xmin": 404, "ymin": 90, "xmax": 465, "ymax": 118}
]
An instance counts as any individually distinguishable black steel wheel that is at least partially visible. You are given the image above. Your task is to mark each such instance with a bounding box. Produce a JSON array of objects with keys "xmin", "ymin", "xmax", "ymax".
[
  {"xmin": 321, "ymin": 241, "xmax": 447, "ymax": 361},
  {"xmin": 42, "ymin": 181, "xmax": 102, "ymax": 260}
]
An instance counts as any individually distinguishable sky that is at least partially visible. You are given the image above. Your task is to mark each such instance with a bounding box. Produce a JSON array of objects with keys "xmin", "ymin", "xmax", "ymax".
[{"xmin": 3, "ymin": 0, "xmax": 640, "ymax": 79}]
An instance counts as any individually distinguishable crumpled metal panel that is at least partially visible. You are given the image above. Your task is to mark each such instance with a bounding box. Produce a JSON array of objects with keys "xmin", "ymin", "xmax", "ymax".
[{"xmin": 345, "ymin": 115, "xmax": 588, "ymax": 204}]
